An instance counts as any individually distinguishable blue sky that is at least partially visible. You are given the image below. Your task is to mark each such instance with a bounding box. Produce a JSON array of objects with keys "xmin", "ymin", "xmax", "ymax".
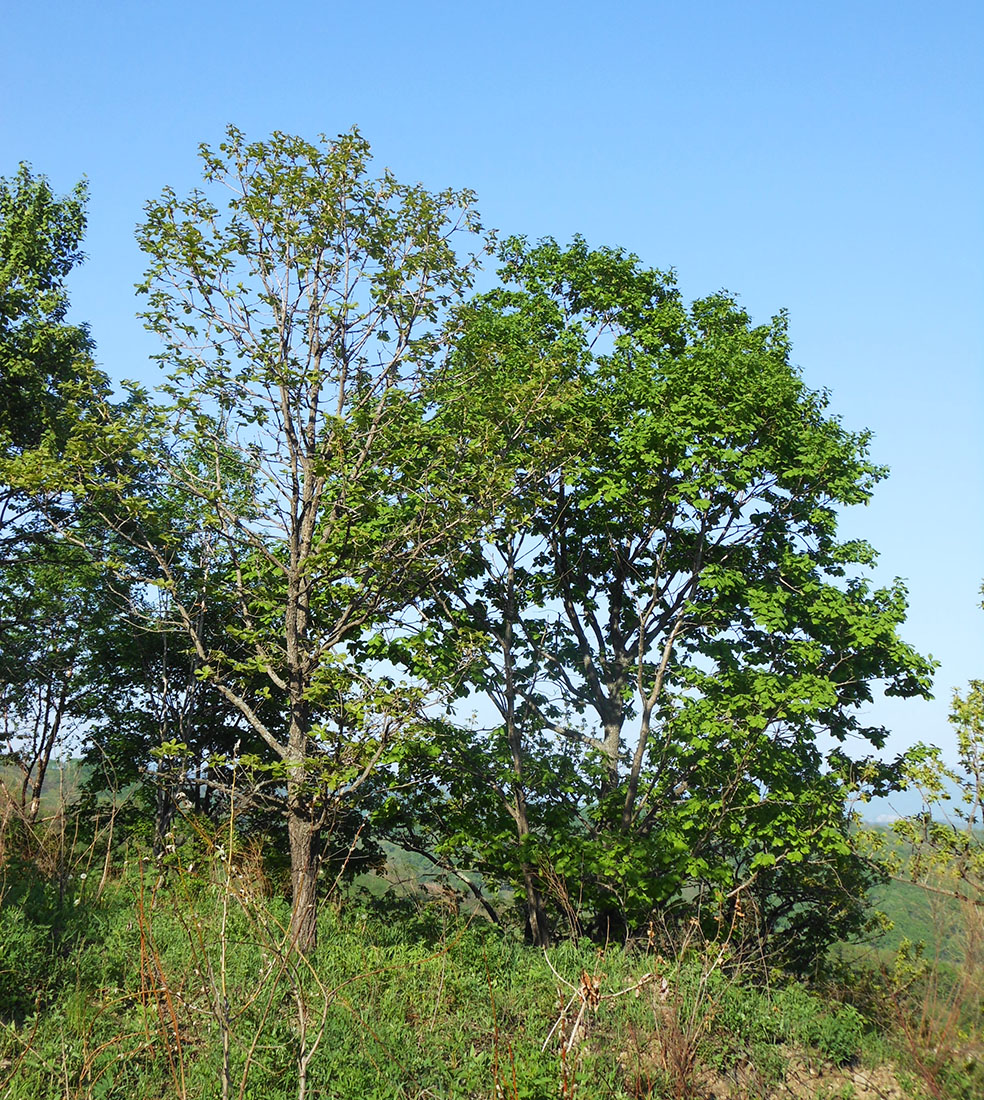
[{"xmin": 3, "ymin": 1, "xmax": 981, "ymax": 797}]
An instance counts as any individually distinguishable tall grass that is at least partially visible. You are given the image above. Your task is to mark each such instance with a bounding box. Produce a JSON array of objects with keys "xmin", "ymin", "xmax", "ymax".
[{"xmin": 2, "ymin": 789, "xmax": 981, "ymax": 1099}]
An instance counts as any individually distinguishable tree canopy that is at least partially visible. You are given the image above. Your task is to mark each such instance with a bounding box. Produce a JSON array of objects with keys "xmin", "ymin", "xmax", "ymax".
[
  {"xmin": 385, "ymin": 235, "xmax": 934, "ymax": 959},
  {"xmin": 0, "ymin": 134, "xmax": 935, "ymax": 964}
]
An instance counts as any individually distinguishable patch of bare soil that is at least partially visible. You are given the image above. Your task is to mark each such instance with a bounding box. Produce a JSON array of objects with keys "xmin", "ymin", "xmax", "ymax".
[
  {"xmin": 700, "ymin": 1053, "xmax": 908, "ymax": 1099},
  {"xmin": 623, "ymin": 1043, "xmax": 911, "ymax": 1099}
]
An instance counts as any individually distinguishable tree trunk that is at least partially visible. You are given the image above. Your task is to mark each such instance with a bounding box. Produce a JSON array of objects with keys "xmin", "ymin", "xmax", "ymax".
[
  {"xmin": 592, "ymin": 906, "xmax": 628, "ymax": 945},
  {"xmin": 153, "ymin": 784, "xmax": 176, "ymax": 858},
  {"xmin": 499, "ymin": 550, "xmax": 552, "ymax": 947},
  {"xmin": 288, "ymin": 785, "xmax": 321, "ymax": 954},
  {"xmin": 23, "ymin": 676, "xmax": 70, "ymax": 825},
  {"xmin": 521, "ymin": 865, "xmax": 551, "ymax": 947}
]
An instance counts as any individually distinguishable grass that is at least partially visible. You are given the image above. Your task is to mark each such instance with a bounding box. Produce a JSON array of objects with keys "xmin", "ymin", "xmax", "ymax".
[{"xmin": 1, "ymin": 807, "xmax": 982, "ymax": 1099}]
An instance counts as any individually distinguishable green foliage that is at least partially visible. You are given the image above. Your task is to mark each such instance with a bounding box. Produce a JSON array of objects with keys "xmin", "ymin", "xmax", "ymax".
[
  {"xmin": 0, "ymin": 138, "xmax": 937, "ymax": 980},
  {"xmin": 0, "ymin": 538, "xmax": 139, "ymax": 817},
  {"xmin": 0, "ymin": 164, "xmax": 93, "ymax": 458},
  {"xmin": 66, "ymin": 126, "xmax": 518, "ymax": 950},
  {"xmin": 891, "ymin": 678, "xmax": 984, "ymax": 904},
  {"xmin": 0, "ymin": 854, "xmax": 893, "ymax": 1100},
  {"xmin": 0, "ymin": 134, "xmax": 973, "ymax": 1100},
  {"xmin": 860, "ymin": 662, "xmax": 984, "ymax": 936},
  {"xmin": 0, "ymin": 903, "xmax": 53, "ymax": 1018},
  {"xmin": 399, "ymin": 234, "xmax": 932, "ymax": 962},
  {"xmin": 849, "ymin": 650, "xmax": 984, "ymax": 1100},
  {"xmin": 0, "ymin": 165, "xmax": 143, "ymax": 834}
]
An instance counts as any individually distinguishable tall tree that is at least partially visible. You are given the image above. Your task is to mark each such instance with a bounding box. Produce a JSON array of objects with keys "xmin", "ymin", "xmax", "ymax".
[
  {"xmin": 0, "ymin": 165, "xmax": 127, "ymax": 817},
  {"xmin": 414, "ymin": 236, "xmax": 934, "ymax": 956},
  {"xmin": 0, "ymin": 165, "xmax": 101, "ymax": 546},
  {"xmin": 78, "ymin": 128, "xmax": 495, "ymax": 951}
]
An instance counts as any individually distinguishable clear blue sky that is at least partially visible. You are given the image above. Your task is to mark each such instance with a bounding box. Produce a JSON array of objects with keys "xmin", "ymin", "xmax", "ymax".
[{"xmin": 3, "ymin": 1, "xmax": 981, "ymax": 799}]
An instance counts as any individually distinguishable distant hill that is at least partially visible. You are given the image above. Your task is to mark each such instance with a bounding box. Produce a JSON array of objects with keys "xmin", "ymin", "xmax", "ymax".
[
  {"xmin": 0, "ymin": 758, "xmax": 88, "ymax": 817},
  {"xmin": 856, "ymin": 822, "xmax": 977, "ymax": 964}
]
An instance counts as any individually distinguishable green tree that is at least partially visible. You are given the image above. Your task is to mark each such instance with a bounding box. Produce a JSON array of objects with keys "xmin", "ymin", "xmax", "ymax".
[
  {"xmin": 0, "ymin": 538, "xmax": 117, "ymax": 824},
  {"xmin": 74, "ymin": 490, "xmax": 269, "ymax": 854},
  {"xmin": 414, "ymin": 236, "xmax": 933, "ymax": 958},
  {"xmin": 378, "ymin": 307, "xmax": 584, "ymax": 945},
  {"xmin": 0, "ymin": 164, "xmax": 105, "ymax": 564},
  {"xmin": 79, "ymin": 127, "xmax": 498, "ymax": 952},
  {"xmin": 0, "ymin": 165, "xmax": 133, "ymax": 825},
  {"xmin": 0, "ymin": 164, "xmax": 92, "ymax": 458}
]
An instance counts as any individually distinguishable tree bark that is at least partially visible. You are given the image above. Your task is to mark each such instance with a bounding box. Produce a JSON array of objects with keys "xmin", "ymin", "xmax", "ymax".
[
  {"xmin": 521, "ymin": 864, "xmax": 551, "ymax": 947},
  {"xmin": 287, "ymin": 784, "xmax": 321, "ymax": 954}
]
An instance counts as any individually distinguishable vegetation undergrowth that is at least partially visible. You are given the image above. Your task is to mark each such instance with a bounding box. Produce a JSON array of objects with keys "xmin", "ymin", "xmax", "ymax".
[{"xmin": 1, "ymin": 809, "xmax": 981, "ymax": 1100}]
